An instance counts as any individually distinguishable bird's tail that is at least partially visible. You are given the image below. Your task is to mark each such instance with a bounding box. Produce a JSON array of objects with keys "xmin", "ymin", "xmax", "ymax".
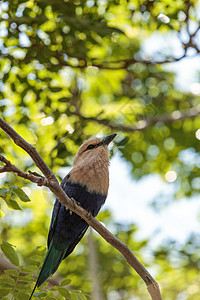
[{"xmin": 29, "ymin": 242, "xmax": 67, "ymax": 300}]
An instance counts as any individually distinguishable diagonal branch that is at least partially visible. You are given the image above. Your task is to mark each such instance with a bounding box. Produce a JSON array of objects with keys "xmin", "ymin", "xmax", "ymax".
[
  {"xmin": 0, "ymin": 119, "xmax": 57, "ymax": 182},
  {"xmin": 0, "ymin": 117, "xmax": 162, "ymax": 300}
]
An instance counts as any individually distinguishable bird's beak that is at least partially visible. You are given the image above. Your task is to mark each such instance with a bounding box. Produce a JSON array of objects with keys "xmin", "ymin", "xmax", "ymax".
[{"xmin": 102, "ymin": 133, "xmax": 117, "ymax": 146}]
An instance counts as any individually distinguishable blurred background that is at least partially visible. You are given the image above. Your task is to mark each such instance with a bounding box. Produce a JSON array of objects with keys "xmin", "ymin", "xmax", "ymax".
[{"xmin": 0, "ymin": 0, "xmax": 200, "ymax": 299}]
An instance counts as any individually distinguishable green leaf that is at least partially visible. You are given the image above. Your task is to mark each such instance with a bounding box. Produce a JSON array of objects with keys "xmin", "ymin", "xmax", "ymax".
[
  {"xmin": 58, "ymin": 287, "xmax": 70, "ymax": 298},
  {"xmin": 0, "ymin": 188, "xmax": 9, "ymax": 197},
  {"xmin": 0, "ymin": 189, "xmax": 22, "ymax": 210},
  {"xmin": 11, "ymin": 186, "xmax": 31, "ymax": 202},
  {"xmin": 0, "ymin": 289, "xmax": 10, "ymax": 297},
  {"xmin": 50, "ymin": 286, "xmax": 58, "ymax": 291},
  {"xmin": 0, "ymin": 241, "xmax": 19, "ymax": 266},
  {"xmin": 0, "ymin": 277, "xmax": 15, "ymax": 286},
  {"xmin": 46, "ymin": 296, "xmax": 56, "ymax": 300},
  {"xmin": 15, "ymin": 292, "xmax": 30, "ymax": 300},
  {"xmin": 57, "ymin": 293, "xmax": 65, "ymax": 300},
  {"xmin": 70, "ymin": 292, "xmax": 79, "ymax": 300},
  {"xmin": 34, "ymin": 292, "xmax": 47, "ymax": 297},
  {"xmin": 78, "ymin": 293, "xmax": 87, "ymax": 300},
  {"xmin": 18, "ymin": 274, "xmax": 33, "ymax": 282},
  {"xmin": 4, "ymin": 269, "xmax": 19, "ymax": 276},
  {"xmin": 6, "ymin": 199, "xmax": 22, "ymax": 211},
  {"xmin": 60, "ymin": 279, "xmax": 71, "ymax": 286},
  {"xmin": 30, "ymin": 255, "xmax": 42, "ymax": 262},
  {"xmin": 15, "ymin": 285, "xmax": 29, "ymax": 291},
  {"xmin": 20, "ymin": 266, "xmax": 37, "ymax": 273},
  {"xmin": 40, "ymin": 282, "xmax": 49, "ymax": 288}
]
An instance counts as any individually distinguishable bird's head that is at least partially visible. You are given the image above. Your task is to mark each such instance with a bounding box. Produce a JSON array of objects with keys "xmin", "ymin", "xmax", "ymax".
[{"xmin": 73, "ymin": 134, "xmax": 117, "ymax": 168}]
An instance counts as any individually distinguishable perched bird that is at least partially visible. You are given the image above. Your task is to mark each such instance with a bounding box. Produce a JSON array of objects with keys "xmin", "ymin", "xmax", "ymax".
[{"xmin": 29, "ymin": 133, "xmax": 116, "ymax": 299}]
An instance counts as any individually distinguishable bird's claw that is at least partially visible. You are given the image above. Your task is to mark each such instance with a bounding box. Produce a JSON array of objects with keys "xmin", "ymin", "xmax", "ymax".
[
  {"xmin": 70, "ymin": 197, "xmax": 81, "ymax": 206},
  {"xmin": 85, "ymin": 210, "xmax": 92, "ymax": 220},
  {"xmin": 69, "ymin": 198, "xmax": 81, "ymax": 215}
]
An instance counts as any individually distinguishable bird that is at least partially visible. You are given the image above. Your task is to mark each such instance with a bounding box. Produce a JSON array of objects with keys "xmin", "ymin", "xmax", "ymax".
[{"xmin": 29, "ymin": 133, "xmax": 117, "ymax": 299}]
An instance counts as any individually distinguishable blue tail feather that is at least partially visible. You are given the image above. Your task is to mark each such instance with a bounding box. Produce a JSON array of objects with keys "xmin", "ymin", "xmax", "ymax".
[{"xmin": 29, "ymin": 242, "xmax": 68, "ymax": 300}]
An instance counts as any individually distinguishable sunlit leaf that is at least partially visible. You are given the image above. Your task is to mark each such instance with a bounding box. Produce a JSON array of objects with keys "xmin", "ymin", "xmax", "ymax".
[
  {"xmin": 18, "ymin": 274, "xmax": 33, "ymax": 282},
  {"xmin": 60, "ymin": 278, "xmax": 71, "ymax": 286},
  {"xmin": 0, "ymin": 241, "xmax": 19, "ymax": 266},
  {"xmin": 34, "ymin": 292, "xmax": 47, "ymax": 297},
  {"xmin": 78, "ymin": 293, "xmax": 88, "ymax": 300},
  {"xmin": 11, "ymin": 186, "xmax": 31, "ymax": 202},
  {"xmin": 58, "ymin": 287, "xmax": 70, "ymax": 297},
  {"xmin": 5, "ymin": 199, "xmax": 22, "ymax": 211},
  {"xmin": 0, "ymin": 289, "xmax": 10, "ymax": 297},
  {"xmin": 14, "ymin": 292, "xmax": 30, "ymax": 300},
  {"xmin": 20, "ymin": 266, "xmax": 37, "ymax": 273},
  {"xmin": 0, "ymin": 188, "xmax": 9, "ymax": 197},
  {"xmin": 30, "ymin": 255, "xmax": 42, "ymax": 262},
  {"xmin": 0, "ymin": 277, "xmax": 15, "ymax": 286},
  {"xmin": 70, "ymin": 292, "xmax": 79, "ymax": 300},
  {"xmin": 4, "ymin": 269, "xmax": 19, "ymax": 276}
]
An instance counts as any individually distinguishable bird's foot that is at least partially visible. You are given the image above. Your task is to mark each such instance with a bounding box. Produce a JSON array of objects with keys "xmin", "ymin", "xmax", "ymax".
[
  {"xmin": 70, "ymin": 197, "xmax": 81, "ymax": 206},
  {"xmin": 69, "ymin": 198, "xmax": 81, "ymax": 215},
  {"xmin": 85, "ymin": 210, "xmax": 92, "ymax": 220},
  {"xmin": 28, "ymin": 170, "xmax": 48, "ymax": 186}
]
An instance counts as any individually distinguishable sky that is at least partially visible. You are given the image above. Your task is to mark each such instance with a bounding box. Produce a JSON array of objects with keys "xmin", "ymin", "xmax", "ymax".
[{"xmin": 107, "ymin": 154, "xmax": 200, "ymax": 246}]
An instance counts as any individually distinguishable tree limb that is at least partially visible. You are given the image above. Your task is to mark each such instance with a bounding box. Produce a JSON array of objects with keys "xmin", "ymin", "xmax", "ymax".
[
  {"xmin": 0, "ymin": 119, "xmax": 57, "ymax": 182},
  {"xmin": 0, "ymin": 154, "xmax": 49, "ymax": 187},
  {"xmin": 0, "ymin": 117, "xmax": 163, "ymax": 300},
  {"xmin": 71, "ymin": 106, "xmax": 200, "ymax": 132}
]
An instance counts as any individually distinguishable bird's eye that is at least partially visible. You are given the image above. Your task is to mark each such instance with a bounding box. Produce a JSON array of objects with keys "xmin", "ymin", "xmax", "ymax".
[{"xmin": 86, "ymin": 144, "xmax": 95, "ymax": 150}]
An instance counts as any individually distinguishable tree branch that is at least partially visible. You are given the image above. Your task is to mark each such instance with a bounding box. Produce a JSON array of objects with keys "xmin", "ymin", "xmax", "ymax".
[
  {"xmin": 0, "ymin": 117, "xmax": 163, "ymax": 300},
  {"xmin": 44, "ymin": 52, "xmax": 194, "ymax": 70},
  {"xmin": 0, "ymin": 154, "xmax": 49, "ymax": 187},
  {"xmin": 1, "ymin": 39, "xmax": 199, "ymax": 71},
  {"xmin": 71, "ymin": 106, "xmax": 200, "ymax": 132},
  {"xmin": 0, "ymin": 119, "xmax": 57, "ymax": 182}
]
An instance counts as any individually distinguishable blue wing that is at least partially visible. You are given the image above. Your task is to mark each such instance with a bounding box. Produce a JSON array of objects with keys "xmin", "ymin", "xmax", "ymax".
[
  {"xmin": 48, "ymin": 176, "xmax": 107, "ymax": 255},
  {"xmin": 33, "ymin": 176, "xmax": 106, "ymax": 289}
]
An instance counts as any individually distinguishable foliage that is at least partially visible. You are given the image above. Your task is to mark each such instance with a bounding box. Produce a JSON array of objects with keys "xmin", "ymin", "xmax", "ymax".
[
  {"xmin": 0, "ymin": 242, "xmax": 86, "ymax": 299},
  {"xmin": 0, "ymin": 0, "xmax": 200, "ymax": 199},
  {"xmin": 0, "ymin": 0, "xmax": 200, "ymax": 299}
]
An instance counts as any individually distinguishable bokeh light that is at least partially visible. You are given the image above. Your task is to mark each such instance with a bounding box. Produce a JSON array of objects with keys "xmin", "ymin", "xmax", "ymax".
[{"xmin": 165, "ymin": 171, "xmax": 177, "ymax": 182}]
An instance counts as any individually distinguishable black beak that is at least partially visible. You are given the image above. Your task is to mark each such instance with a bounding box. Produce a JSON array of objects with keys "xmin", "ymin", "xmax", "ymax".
[{"xmin": 102, "ymin": 133, "xmax": 117, "ymax": 146}]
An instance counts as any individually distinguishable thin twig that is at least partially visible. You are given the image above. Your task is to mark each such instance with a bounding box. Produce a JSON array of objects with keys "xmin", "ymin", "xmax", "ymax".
[
  {"xmin": 71, "ymin": 106, "xmax": 200, "ymax": 132},
  {"xmin": 0, "ymin": 117, "xmax": 163, "ymax": 300},
  {"xmin": 0, "ymin": 154, "xmax": 49, "ymax": 187}
]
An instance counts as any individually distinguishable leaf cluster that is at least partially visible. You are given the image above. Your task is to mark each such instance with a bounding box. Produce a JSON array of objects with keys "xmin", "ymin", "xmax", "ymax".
[{"xmin": 0, "ymin": 241, "xmax": 87, "ymax": 299}]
